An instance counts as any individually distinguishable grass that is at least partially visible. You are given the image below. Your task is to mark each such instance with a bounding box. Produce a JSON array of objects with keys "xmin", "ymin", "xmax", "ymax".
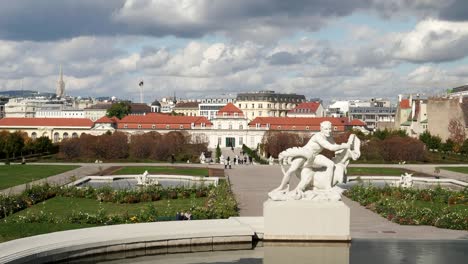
[
  {"xmin": 347, "ymin": 167, "xmax": 415, "ymax": 176},
  {"xmin": 0, "ymin": 165, "xmax": 80, "ymax": 190},
  {"xmin": 113, "ymin": 166, "xmax": 209, "ymax": 177},
  {"xmin": 8, "ymin": 196, "xmax": 206, "ymax": 218},
  {"xmin": 437, "ymin": 167, "xmax": 468, "ymax": 174},
  {"xmin": 0, "ymin": 223, "xmax": 97, "ymax": 243},
  {"xmin": 1, "ymin": 195, "xmax": 207, "ymax": 242}
]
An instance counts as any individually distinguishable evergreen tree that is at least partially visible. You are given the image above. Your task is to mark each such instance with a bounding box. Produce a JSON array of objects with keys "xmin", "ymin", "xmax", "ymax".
[{"xmin": 215, "ymin": 144, "xmax": 221, "ymax": 163}]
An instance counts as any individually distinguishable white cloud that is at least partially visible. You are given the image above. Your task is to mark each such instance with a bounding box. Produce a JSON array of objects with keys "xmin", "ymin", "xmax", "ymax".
[{"xmin": 393, "ymin": 19, "xmax": 468, "ymax": 63}]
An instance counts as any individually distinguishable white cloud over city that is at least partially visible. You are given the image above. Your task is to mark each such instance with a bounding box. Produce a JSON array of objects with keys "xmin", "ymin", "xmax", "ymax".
[{"xmin": 1, "ymin": 0, "xmax": 468, "ymax": 101}]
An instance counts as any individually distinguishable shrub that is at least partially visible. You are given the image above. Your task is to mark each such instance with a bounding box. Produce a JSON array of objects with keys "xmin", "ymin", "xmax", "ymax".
[{"xmin": 345, "ymin": 184, "xmax": 468, "ymax": 230}]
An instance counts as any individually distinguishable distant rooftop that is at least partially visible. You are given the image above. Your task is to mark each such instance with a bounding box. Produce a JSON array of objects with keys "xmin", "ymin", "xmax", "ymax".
[{"xmin": 451, "ymin": 85, "xmax": 468, "ymax": 93}]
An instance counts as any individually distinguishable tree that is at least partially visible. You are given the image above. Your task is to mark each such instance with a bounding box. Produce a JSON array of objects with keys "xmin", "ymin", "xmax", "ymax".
[
  {"xmin": 1, "ymin": 131, "xmax": 25, "ymax": 164},
  {"xmin": 460, "ymin": 139, "xmax": 468, "ymax": 155},
  {"xmin": 448, "ymin": 118, "xmax": 466, "ymax": 152},
  {"xmin": 32, "ymin": 136, "xmax": 54, "ymax": 154},
  {"xmin": 441, "ymin": 139, "xmax": 455, "ymax": 153},
  {"xmin": 428, "ymin": 135, "xmax": 442, "ymax": 150},
  {"xmin": 215, "ymin": 144, "xmax": 221, "ymax": 163},
  {"xmin": 261, "ymin": 131, "xmax": 308, "ymax": 158},
  {"xmin": 106, "ymin": 102, "xmax": 131, "ymax": 119},
  {"xmin": 419, "ymin": 131, "xmax": 442, "ymax": 150},
  {"xmin": 380, "ymin": 136, "xmax": 425, "ymax": 162}
]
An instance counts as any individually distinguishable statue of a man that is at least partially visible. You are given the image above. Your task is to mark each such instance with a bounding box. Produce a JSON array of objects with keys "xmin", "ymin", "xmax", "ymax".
[{"xmin": 273, "ymin": 121, "xmax": 351, "ymax": 193}]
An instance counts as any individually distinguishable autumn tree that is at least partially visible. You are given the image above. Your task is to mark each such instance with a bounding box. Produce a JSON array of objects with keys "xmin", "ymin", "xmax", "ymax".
[
  {"xmin": 59, "ymin": 138, "xmax": 81, "ymax": 159},
  {"xmin": 380, "ymin": 136, "xmax": 425, "ymax": 162},
  {"xmin": 130, "ymin": 132, "xmax": 159, "ymax": 159},
  {"xmin": 448, "ymin": 118, "xmax": 466, "ymax": 152},
  {"xmin": 261, "ymin": 131, "xmax": 309, "ymax": 158}
]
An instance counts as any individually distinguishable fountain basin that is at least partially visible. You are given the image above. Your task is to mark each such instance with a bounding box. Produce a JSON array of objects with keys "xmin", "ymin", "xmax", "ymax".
[{"xmin": 69, "ymin": 175, "xmax": 219, "ymax": 190}]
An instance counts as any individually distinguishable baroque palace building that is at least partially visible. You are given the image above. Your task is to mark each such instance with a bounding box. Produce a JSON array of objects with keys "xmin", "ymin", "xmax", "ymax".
[
  {"xmin": 0, "ymin": 103, "xmax": 365, "ymax": 149},
  {"xmin": 236, "ymin": 90, "xmax": 306, "ymax": 121}
]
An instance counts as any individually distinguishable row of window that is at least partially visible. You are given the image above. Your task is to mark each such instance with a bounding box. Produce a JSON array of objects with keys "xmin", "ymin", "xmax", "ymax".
[
  {"xmin": 217, "ymin": 124, "xmax": 244, "ymax": 129},
  {"xmin": 30, "ymin": 131, "xmax": 80, "ymax": 142},
  {"xmin": 237, "ymin": 96, "xmax": 304, "ymax": 102},
  {"xmin": 122, "ymin": 123, "xmax": 207, "ymax": 129},
  {"xmin": 238, "ymin": 103, "xmax": 295, "ymax": 109}
]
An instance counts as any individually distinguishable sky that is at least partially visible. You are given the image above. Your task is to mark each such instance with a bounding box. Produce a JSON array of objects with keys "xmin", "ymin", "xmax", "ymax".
[{"xmin": 1, "ymin": 0, "xmax": 468, "ymax": 103}]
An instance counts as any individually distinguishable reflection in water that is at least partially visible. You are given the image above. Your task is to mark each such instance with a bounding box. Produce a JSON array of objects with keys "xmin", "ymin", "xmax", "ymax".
[
  {"xmin": 66, "ymin": 240, "xmax": 468, "ymax": 264},
  {"xmin": 263, "ymin": 242, "xmax": 349, "ymax": 264},
  {"xmin": 351, "ymin": 239, "xmax": 468, "ymax": 264}
]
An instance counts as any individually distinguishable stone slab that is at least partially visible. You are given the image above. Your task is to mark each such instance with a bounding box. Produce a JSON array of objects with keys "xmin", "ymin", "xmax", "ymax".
[
  {"xmin": 263, "ymin": 200, "xmax": 350, "ymax": 241},
  {"xmin": 0, "ymin": 219, "xmax": 254, "ymax": 264}
]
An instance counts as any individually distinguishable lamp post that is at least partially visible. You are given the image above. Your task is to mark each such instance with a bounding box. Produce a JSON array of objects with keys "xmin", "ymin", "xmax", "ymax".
[{"xmin": 138, "ymin": 80, "xmax": 144, "ymax": 104}]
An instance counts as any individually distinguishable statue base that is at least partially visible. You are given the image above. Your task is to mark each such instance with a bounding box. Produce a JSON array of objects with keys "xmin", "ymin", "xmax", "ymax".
[{"xmin": 263, "ymin": 200, "xmax": 350, "ymax": 241}]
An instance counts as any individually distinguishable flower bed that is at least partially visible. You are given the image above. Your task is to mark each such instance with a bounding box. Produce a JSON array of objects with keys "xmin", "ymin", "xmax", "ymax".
[
  {"xmin": 344, "ymin": 184, "xmax": 468, "ymax": 230},
  {"xmin": 1, "ymin": 181, "xmax": 238, "ymax": 223}
]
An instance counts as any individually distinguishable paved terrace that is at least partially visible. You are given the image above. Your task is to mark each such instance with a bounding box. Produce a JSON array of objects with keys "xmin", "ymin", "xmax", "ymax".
[{"xmin": 226, "ymin": 164, "xmax": 468, "ymax": 240}]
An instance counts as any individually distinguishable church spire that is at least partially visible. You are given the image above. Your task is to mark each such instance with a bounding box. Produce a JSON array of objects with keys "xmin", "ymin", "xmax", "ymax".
[{"xmin": 56, "ymin": 65, "xmax": 65, "ymax": 98}]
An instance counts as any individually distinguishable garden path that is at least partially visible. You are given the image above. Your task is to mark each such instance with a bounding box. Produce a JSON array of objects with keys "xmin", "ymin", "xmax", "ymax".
[{"xmin": 226, "ymin": 164, "xmax": 468, "ymax": 240}]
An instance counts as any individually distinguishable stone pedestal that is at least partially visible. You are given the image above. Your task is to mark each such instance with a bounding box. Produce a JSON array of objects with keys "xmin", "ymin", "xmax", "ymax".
[{"xmin": 263, "ymin": 200, "xmax": 350, "ymax": 241}]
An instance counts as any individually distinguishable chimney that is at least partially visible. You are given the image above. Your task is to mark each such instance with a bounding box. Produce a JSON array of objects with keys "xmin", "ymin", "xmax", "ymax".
[
  {"xmin": 398, "ymin": 94, "xmax": 402, "ymax": 102},
  {"xmin": 409, "ymin": 94, "xmax": 413, "ymax": 107}
]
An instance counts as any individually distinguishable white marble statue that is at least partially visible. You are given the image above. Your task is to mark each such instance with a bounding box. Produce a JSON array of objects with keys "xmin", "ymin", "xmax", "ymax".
[
  {"xmin": 268, "ymin": 121, "xmax": 361, "ymax": 202},
  {"xmin": 219, "ymin": 154, "xmax": 225, "ymax": 165},
  {"xmin": 268, "ymin": 155, "xmax": 275, "ymax": 165},
  {"xmin": 395, "ymin": 172, "xmax": 413, "ymax": 188},
  {"xmin": 199, "ymin": 152, "xmax": 206, "ymax": 164},
  {"xmin": 136, "ymin": 170, "xmax": 159, "ymax": 186}
]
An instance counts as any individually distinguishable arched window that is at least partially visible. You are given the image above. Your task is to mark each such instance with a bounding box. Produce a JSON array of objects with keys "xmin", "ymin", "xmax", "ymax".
[
  {"xmin": 53, "ymin": 132, "xmax": 60, "ymax": 142},
  {"xmin": 63, "ymin": 132, "xmax": 69, "ymax": 139},
  {"xmin": 31, "ymin": 132, "xmax": 37, "ymax": 140},
  {"xmin": 72, "ymin": 133, "xmax": 78, "ymax": 138}
]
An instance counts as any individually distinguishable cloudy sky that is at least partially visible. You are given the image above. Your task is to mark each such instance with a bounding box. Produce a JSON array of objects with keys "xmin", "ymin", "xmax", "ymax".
[{"xmin": 1, "ymin": 0, "xmax": 468, "ymax": 103}]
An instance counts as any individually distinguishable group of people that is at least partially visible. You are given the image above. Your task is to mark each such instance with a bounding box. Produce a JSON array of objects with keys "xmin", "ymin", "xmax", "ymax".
[{"xmin": 223, "ymin": 155, "xmax": 254, "ymax": 169}]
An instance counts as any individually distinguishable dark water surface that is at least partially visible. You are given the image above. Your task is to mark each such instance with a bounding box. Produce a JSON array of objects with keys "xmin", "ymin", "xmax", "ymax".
[{"xmin": 68, "ymin": 239, "xmax": 468, "ymax": 264}]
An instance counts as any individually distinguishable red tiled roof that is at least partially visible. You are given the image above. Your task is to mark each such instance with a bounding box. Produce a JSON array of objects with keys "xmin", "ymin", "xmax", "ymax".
[
  {"xmin": 248, "ymin": 117, "xmax": 357, "ymax": 131},
  {"xmin": 250, "ymin": 117, "xmax": 348, "ymax": 126},
  {"xmin": 117, "ymin": 113, "xmax": 212, "ymax": 129},
  {"xmin": 400, "ymin": 99, "xmax": 411, "ymax": 109},
  {"xmin": 288, "ymin": 102, "xmax": 321, "ymax": 113},
  {"xmin": 217, "ymin": 103, "xmax": 244, "ymax": 117},
  {"xmin": 349, "ymin": 119, "xmax": 366, "ymax": 126},
  {"xmin": 95, "ymin": 116, "xmax": 118, "ymax": 123},
  {"xmin": 0, "ymin": 118, "xmax": 94, "ymax": 127}
]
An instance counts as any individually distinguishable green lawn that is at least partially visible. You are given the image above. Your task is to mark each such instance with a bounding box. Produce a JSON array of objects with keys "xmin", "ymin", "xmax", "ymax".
[
  {"xmin": 437, "ymin": 167, "xmax": 468, "ymax": 174},
  {"xmin": 0, "ymin": 165, "xmax": 80, "ymax": 190},
  {"xmin": 8, "ymin": 196, "xmax": 206, "ymax": 219},
  {"xmin": 0, "ymin": 222, "xmax": 97, "ymax": 243},
  {"xmin": 1, "ymin": 196, "xmax": 207, "ymax": 242},
  {"xmin": 347, "ymin": 167, "xmax": 413, "ymax": 176},
  {"xmin": 113, "ymin": 166, "xmax": 209, "ymax": 177}
]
